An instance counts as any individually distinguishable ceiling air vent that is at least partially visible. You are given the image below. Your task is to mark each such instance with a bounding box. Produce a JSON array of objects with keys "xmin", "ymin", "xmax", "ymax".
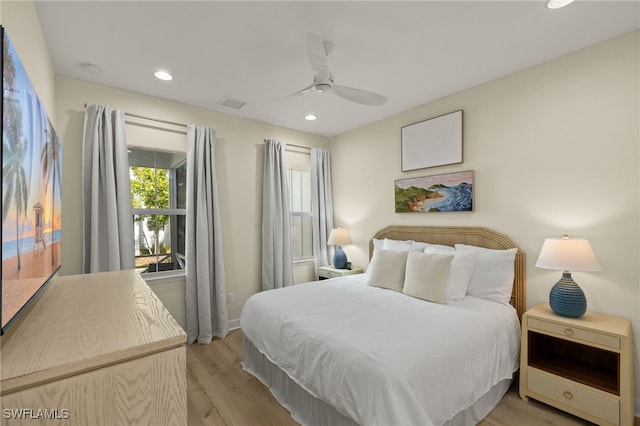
[{"xmin": 217, "ymin": 96, "xmax": 246, "ymax": 110}]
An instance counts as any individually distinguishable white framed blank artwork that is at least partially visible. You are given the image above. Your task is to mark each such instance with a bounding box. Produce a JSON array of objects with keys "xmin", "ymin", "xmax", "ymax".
[{"xmin": 401, "ymin": 110, "xmax": 463, "ymax": 171}]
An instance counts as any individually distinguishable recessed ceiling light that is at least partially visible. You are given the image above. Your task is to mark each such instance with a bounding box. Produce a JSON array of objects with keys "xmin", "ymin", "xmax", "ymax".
[
  {"xmin": 547, "ymin": 0, "xmax": 575, "ymax": 9},
  {"xmin": 305, "ymin": 114, "xmax": 317, "ymax": 121},
  {"xmin": 154, "ymin": 70, "xmax": 173, "ymax": 81}
]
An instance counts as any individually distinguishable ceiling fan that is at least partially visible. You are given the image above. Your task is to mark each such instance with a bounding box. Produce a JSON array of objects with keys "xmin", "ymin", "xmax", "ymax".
[{"xmin": 274, "ymin": 33, "xmax": 388, "ymax": 106}]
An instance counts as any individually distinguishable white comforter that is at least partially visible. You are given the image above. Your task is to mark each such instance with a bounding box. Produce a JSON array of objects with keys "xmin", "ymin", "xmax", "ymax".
[{"xmin": 241, "ymin": 275, "xmax": 521, "ymax": 426}]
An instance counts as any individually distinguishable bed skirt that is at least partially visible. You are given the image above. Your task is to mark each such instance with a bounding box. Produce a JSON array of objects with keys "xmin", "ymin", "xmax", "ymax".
[{"xmin": 243, "ymin": 335, "xmax": 512, "ymax": 426}]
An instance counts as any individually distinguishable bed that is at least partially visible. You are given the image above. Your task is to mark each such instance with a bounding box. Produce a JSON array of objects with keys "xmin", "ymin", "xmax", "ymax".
[{"xmin": 241, "ymin": 226, "xmax": 526, "ymax": 426}]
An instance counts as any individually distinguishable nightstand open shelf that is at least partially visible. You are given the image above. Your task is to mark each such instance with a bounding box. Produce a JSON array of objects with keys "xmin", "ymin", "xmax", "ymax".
[{"xmin": 528, "ymin": 330, "xmax": 620, "ymax": 395}]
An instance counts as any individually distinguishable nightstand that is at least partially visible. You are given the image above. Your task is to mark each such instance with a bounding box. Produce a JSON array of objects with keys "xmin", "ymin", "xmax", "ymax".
[
  {"xmin": 316, "ymin": 265, "xmax": 363, "ymax": 280},
  {"xmin": 520, "ymin": 304, "xmax": 634, "ymax": 426}
]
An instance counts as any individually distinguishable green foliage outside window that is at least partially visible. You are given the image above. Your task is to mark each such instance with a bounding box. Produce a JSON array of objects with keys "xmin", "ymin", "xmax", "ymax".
[
  {"xmin": 130, "ymin": 166, "xmax": 169, "ymax": 256},
  {"xmin": 130, "ymin": 166, "xmax": 169, "ymax": 228}
]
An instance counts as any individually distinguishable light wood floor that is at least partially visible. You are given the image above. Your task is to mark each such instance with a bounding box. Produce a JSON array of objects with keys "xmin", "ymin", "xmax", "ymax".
[{"xmin": 187, "ymin": 329, "xmax": 597, "ymax": 426}]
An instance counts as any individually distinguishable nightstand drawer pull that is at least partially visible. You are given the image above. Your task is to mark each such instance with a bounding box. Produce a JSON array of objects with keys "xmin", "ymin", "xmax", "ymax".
[
  {"xmin": 564, "ymin": 328, "xmax": 574, "ymax": 337},
  {"xmin": 563, "ymin": 391, "xmax": 574, "ymax": 400}
]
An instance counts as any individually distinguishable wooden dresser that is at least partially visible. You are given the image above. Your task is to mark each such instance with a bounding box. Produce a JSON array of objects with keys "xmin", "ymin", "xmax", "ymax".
[{"xmin": 0, "ymin": 270, "xmax": 187, "ymax": 425}]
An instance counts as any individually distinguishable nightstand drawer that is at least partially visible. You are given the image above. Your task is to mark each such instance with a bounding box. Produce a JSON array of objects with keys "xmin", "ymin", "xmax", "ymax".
[
  {"xmin": 528, "ymin": 368, "xmax": 619, "ymax": 425},
  {"xmin": 528, "ymin": 317, "xmax": 621, "ymax": 349},
  {"xmin": 316, "ymin": 266, "xmax": 363, "ymax": 280},
  {"xmin": 322, "ymin": 269, "xmax": 344, "ymax": 278}
]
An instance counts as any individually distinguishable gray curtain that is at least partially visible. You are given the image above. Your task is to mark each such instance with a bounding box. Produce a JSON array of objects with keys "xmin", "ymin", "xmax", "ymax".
[
  {"xmin": 82, "ymin": 104, "xmax": 134, "ymax": 273},
  {"xmin": 261, "ymin": 139, "xmax": 293, "ymax": 291},
  {"xmin": 310, "ymin": 147, "xmax": 334, "ymax": 267},
  {"xmin": 185, "ymin": 125, "xmax": 228, "ymax": 344}
]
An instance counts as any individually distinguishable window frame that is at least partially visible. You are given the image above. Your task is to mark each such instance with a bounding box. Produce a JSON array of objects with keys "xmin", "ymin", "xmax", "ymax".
[
  {"xmin": 287, "ymin": 167, "xmax": 314, "ymax": 263},
  {"xmin": 129, "ymin": 147, "xmax": 187, "ymax": 279},
  {"xmin": 290, "ymin": 210, "xmax": 313, "ymax": 264}
]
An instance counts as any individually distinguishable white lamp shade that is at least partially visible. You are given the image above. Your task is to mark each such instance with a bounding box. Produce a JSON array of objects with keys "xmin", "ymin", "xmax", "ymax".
[
  {"xmin": 327, "ymin": 228, "xmax": 352, "ymax": 246},
  {"xmin": 535, "ymin": 237, "xmax": 602, "ymax": 272}
]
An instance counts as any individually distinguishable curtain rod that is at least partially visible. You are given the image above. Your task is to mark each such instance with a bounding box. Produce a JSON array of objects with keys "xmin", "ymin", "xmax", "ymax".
[
  {"xmin": 286, "ymin": 143, "xmax": 311, "ymax": 151},
  {"xmin": 84, "ymin": 103, "xmax": 188, "ymax": 128}
]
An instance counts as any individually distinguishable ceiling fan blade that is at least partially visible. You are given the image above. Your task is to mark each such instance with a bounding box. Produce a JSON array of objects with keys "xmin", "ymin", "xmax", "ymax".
[
  {"xmin": 307, "ymin": 33, "xmax": 329, "ymax": 77},
  {"xmin": 331, "ymin": 84, "xmax": 388, "ymax": 106},
  {"xmin": 269, "ymin": 82, "xmax": 315, "ymax": 102}
]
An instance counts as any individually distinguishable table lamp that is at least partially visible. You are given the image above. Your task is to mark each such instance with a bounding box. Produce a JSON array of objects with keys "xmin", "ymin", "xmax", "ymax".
[
  {"xmin": 535, "ymin": 235, "xmax": 601, "ymax": 318},
  {"xmin": 327, "ymin": 228, "xmax": 352, "ymax": 269}
]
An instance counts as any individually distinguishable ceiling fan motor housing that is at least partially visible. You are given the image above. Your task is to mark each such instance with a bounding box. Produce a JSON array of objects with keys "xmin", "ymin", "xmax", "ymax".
[{"xmin": 313, "ymin": 73, "xmax": 334, "ymax": 92}]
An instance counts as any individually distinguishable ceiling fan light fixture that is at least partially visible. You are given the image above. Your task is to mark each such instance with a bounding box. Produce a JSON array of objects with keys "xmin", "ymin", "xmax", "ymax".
[
  {"xmin": 154, "ymin": 70, "xmax": 173, "ymax": 81},
  {"xmin": 315, "ymin": 83, "xmax": 331, "ymax": 93},
  {"xmin": 547, "ymin": 0, "xmax": 575, "ymax": 9}
]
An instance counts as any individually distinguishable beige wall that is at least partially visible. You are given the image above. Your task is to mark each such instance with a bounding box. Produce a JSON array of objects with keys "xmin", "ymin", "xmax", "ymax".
[
  {"xmin": 1, "ymin": 0, "xmax": 55, "ymax": 124},
  {"xmin": 55, "ymin": 76, "xmax": 329, "ymax": 327},
  {"xmin": 330, "ymin": 31, "xmax": 640, "ymax": 410}
]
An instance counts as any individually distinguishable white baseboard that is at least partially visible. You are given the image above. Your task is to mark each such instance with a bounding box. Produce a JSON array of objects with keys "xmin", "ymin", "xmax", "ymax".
[{"xmin": 228, "ymin": 318, "xmax": 240, "ymax": 331}]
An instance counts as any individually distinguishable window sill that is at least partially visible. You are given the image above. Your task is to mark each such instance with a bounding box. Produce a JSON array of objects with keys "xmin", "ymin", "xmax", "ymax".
[
  {"xmin": 293, "ymin": 258, "xmax": 315, "ymax": 265},
  {"xmin": 138, "ymin": 269, "xmax": 186, "ymax": 285}
]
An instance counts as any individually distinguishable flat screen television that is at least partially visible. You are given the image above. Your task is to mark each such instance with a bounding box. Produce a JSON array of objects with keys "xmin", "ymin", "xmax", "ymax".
[{"xmin": 1, "ymin": 26, "xmax": 62, "ymax": 335}]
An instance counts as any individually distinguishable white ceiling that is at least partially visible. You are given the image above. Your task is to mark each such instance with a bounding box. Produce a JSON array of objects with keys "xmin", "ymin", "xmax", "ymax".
[{"xmin": 35, "ymin": 1, "xmax": 639, "ymax": 137}]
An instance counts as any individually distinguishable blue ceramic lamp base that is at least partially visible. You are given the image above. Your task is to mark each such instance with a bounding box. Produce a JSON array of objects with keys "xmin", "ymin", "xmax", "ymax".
[
  {"xmin": 333, "ymin": 246, "xmax": 348, "ymax": 269},
  {"xmin": 549, "ymin": 272, "xmax": 587, "ymax": 318}
]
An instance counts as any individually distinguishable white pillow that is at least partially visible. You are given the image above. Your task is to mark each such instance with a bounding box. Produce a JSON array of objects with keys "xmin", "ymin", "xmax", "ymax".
[
  {"xmin": 403, "ymin": 252, "xmax": 453, "ymax": 304},
  {"xmin": 366, "ymin": 249, "xmax": 409, "ymax": 292},
  {"xmin": 423, "ymin": 245, "xmax": 475, "ymax": 301},
  {"xmin": 455, "ymin": 244, "xmax": 517, "ymax": 304},
  {"xmin": 423, "ymin": 243, "xmax": 455, "ymax": 254},
  {"xmin": 447, "ymin": 250, "xmax": 479, "ymax": 301},
  {"xmin": 372, "ymin": 238, "xmax": 384, "ymax": 249},
  {"xmin": 366, "ymin": 238, "xmax": 396, "ymax": 279},
  {"xmin": 411, "ymin": 241, "xmax": 430, "ymax": 252},
  {"xmin": 383, "ymin": 238, "xmax": 423, "ymax": 252}
]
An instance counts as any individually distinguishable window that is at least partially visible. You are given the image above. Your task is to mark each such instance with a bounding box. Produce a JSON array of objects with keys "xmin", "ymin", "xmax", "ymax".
[
  {"xmin": 287, "ymin": 169, "xmax": 313, "ymax": 261},
  {"xmin": 129, "ymin": 148, "xmax": 186, "ymax": 275}
]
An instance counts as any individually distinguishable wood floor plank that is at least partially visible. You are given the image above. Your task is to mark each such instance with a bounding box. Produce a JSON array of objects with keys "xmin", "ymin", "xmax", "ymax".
[
  {"xmin": 478, "ymin": 385, "xmax": 593, "ymax": 426},
  {"xmin": 187, "ymin": 330, "xmax": 297, "ymax": 426},
  {"xmin": 187, "ymin": 329, "xmax": 601, "ymax": 426}
]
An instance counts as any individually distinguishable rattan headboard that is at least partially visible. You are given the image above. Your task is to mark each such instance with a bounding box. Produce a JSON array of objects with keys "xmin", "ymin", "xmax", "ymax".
[{"xmin": 370, "ymin": 226, "xmax": 526, "ymax": 320}]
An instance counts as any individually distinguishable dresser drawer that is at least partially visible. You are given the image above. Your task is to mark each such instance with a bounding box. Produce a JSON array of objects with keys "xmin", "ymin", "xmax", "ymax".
[
  {"xmin": 528, "ymin": 368, "xmax": 619, "ymax": 425},
  {"xmin": 527, "ymin": 317, "xmax": 620, "ymax": 349}
]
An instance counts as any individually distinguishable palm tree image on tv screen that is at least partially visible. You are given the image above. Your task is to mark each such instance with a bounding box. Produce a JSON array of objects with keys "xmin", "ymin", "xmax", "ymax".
[{"xmin": 1, "ymin": 27, "xmax": 62, "ymax": 334}]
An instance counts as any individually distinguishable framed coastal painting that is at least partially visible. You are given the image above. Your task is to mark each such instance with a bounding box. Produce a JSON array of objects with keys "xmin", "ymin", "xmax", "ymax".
[
  {"xmin": 401, "ymin": 110, "xmax": 463, "ymax": 171},
  {"xmin": 395, "ymin": 170, "xmax": 473, "ymax": 213}
]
